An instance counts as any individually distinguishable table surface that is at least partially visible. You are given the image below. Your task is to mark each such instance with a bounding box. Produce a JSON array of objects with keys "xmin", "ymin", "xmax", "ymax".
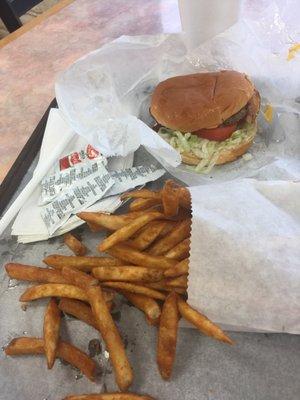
[
  {"xmin": 0, "ymin": 149, "xmax": 299, "ymax": 400},
  {"xmin": 1, "ymin": 2, "xmax": 299, "ymax": 398}
]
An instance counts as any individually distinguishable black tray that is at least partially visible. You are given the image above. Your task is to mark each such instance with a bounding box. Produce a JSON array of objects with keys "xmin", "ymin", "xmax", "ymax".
[{"xmin": 0, "ymin": 99, "xmax": 57, "ymax": 216}]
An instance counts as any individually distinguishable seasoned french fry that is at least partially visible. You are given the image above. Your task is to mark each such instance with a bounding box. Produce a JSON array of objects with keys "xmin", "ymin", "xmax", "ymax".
[
  {"xmin": 107, "ymin": 244, "xmax": 177, "ymax": 270},
  {"xmin": 120, "ymin": 291, "xmax": 161, "ymax": 320},
  {"xmin": 129, "ymin": 221, "xmax": 171, "ymax": 251},
  {"xmin": 121, "ymin": 189, "xmax": 162, "ymax": 201},
  {"xmin": 128, "ymin": 206, "xmax": 163, "ymax": 216},
  {"xmin": 63, "ymin": 393, "xmax": 155, "ymax": 400},
  {"xmin": 58, "ymin": 298, "xmax": 98, "ymax": 329},
  {"xmin": 5, "ymin": 263, "xmax": 69, "ymax": 284},
  {"xmin": 165, "ymin": 239, "xmax": 190, "ymax": 260},
  {"xmin": 159, "ymin": 220, "xmax": 179, "ymax": 237},
  {"xmin": 5, "ymin": 337, "xmax": 45, "ymax": 355},
  {"xmin": 165, "ymin": 275, "xmax": 188, "ymax": 289},
  {"xmin": 162, "ymin": 180, "xmax": 180, "ymax": 217},
  {"xmin": 149, "ymin": 219, "xmax": 191, "ymax": 256},
  {"xmin": 128, "ymin": 220, "xmax": 173, "ymax": 243},
  {"xmin": 144, "ymin": 281, "xmax": 186, "ymax": 295},
  {"xmin": 20, "ymin": 283, "xmax": 89, "ymax": 302},
  {"xmin": 176, "ymin": 207, "xmax": 192, "ymax": 220},
  {"xmin": 61, "ymin": 266, "xmax": 98, "ymax": 289},
  {"xmin": 165, "ymin": 288, "xmax": 187, "ymax": 295},
  {"xmin": 157, "ymin": 291, "xmax": 179, "ymax": 379},
  {"xmin": 142, "ymin": 280, "xmax": 167, "ymax": 291},
  {"xmin": 87, "ymin": 286, "xmax": 133, "ymax": 391},
  {"xmin": 145, "ymin": 315, "xmax": 160, "ymax": 327},
  {"xmin": 164, "ymin": 259, "xmax": 189, "ymax": 278},
  {"xmin": 43, "ymin": 298, "xmax": 61, "ymax": 369},
  {"xmin": 64, "ymin": 233, "xmax": 87, "ymax": 256},
  {"xmin": 129, "ymin": 198, "xmax": 161, "ymax": 212},
  {"xmin": 177, "ymin": 297, "xmax": 233, "ymax": 345},
  {"xmin": 178, "ymin": 187, "xmax": 191, "ymax": 209},
  {"xmin": 19, "ymin": 283, "xmax": 90, "ymax": 302},
  {"xmin": 101, "ymin": 290, "xmax": 116, "ymax": 303},
  {"xmin": 59, "ymin": 298, "xmax": 114, "ymax": 327},
  {"xmin": 43, "ymin": 255, "xmax": 123, "ymax": 271},
  {"xmin": 86, "ymin": 221, "xmax": 104, "ymax": 232},
  {"xmin": 92, "ymin": 266, "xmax": 164, "ymax": 283},
  {"xmin": 57, "ymin": 340, "xmax": 97, "ymax": 381},
  {"xmin": 4, "ymin": 337, "xmax": 97, "ymax": 381},
  {"xmin": 103, "ymin": 282, "xmax": 166, "ymax": 300},
  {"xmin": 77, "ymin": 212, "xmax": 144, "ymax": 231},
  {"xmin": 99, "ymin": 212, "xmax": 164, "ymax": 252},
  {"xmin": 127, "ymin": 221, "xmax": 177, "ymax": 250},
  {"xmin": 19, "ymin": 283, "xmax": 114, "ymax": 303}
]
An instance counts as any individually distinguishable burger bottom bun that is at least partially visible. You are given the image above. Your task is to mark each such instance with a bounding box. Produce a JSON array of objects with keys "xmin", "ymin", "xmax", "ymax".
[{"xmin": 180, "ymin": 126, "xmax": 257, "ymax": 167}]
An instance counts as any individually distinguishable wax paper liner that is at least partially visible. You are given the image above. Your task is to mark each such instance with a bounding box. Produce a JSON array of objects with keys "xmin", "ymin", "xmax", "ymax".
[{"xmin": 187, "ymin": 179, "xmax": 300, "ymax": 333}]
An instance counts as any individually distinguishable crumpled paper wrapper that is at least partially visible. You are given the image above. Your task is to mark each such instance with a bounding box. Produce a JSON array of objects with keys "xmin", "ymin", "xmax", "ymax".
[{"xmin": 188, "ymin": 179, "xmax": 300, "ymax": 334}]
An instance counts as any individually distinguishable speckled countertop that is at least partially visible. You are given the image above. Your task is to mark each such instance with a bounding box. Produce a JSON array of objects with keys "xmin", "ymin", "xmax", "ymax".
[{"xmin": 0, "ymin": 0, "xmax": 181, "ymax": 182}]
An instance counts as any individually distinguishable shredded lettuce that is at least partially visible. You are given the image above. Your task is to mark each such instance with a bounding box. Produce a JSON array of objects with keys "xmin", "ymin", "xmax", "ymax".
[{"xmin": 159, "ymin": 123, "xmax": 256, "ymax": 173}]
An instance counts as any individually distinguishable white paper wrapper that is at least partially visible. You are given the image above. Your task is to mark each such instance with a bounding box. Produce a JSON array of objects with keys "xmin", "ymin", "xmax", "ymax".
[
  {"xmin": 188, "ymin": 180, "xmax": 300, "ymax": 334},
  {"xmin": 12, "ymin": 109, "xmax": 165, "ymax": 242},
  {"xmin": 55, "ymin": 9, "xmax": 300, "ymax": 185}
]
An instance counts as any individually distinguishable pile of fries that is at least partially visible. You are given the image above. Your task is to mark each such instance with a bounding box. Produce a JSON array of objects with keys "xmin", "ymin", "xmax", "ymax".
[{"xmin": 4, "ymin": 180, "xmax": 233, "ymax": 400}]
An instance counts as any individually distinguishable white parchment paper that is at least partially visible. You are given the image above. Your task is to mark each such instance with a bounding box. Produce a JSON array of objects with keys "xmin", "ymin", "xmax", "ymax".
[{"xmin": 188, "ymin": 180, "xmax": 300, "ymax": 334}]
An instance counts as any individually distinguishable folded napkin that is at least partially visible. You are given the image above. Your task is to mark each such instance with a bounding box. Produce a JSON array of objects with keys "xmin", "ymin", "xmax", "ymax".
[{"xmin": 12, "ymin": 109, "xmax": 164, "ymax": 242}]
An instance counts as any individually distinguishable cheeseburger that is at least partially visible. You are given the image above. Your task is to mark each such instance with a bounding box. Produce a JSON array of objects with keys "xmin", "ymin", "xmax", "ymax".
[{"xmin": 150, "ymin": 70, "xmax": 260, "ymax": 173}]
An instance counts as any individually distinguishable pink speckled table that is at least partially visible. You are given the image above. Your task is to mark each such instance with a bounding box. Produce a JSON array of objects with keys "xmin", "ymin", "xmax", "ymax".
[{"xmin": 0, "ymin": 0, "xmax": 181, "ymax": 183}]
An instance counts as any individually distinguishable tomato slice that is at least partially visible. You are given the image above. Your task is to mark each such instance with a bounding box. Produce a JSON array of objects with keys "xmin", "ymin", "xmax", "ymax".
[{"xmin": 193, "ymin": 124, "xmax": 237, "ymax": 142}]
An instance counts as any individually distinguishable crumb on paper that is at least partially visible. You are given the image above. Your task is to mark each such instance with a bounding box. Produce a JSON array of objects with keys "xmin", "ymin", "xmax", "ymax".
[
  {"xmin": 287, "ymin": 43, "xmax": 300, "ymax": 61},
  {"xmin": 64, "ymin": 232, "xmax": 87, "ymax": 256},
  {"xmin": 263, "ymin": 104, "xmax": 273, "ymax": 123},
  {"xmin": 242, "ymin": 153, "xmax": 253, "ymax": 161}
]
